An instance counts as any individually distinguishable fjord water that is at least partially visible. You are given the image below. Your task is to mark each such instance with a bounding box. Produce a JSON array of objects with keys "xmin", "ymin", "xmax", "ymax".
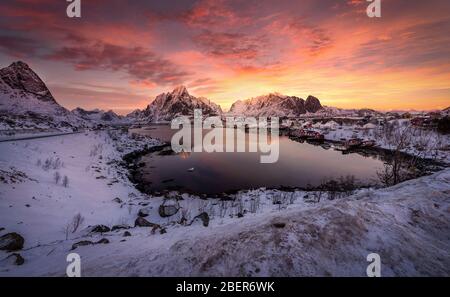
[{"xmin": 133, "ymin": 125, "xmax": 384, "ymax": 194}]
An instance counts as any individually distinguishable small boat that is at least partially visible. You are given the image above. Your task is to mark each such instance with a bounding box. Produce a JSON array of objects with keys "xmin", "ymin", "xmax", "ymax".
[
  {"xmin": 346, "ymin": 138, "xmax": 363, "ymax": 148},
  {"xmin": 361, "ymin": 140, "xmax": 376, "ymax": 147},
  {"xmin": 187, "ymin": 167, "xmax": 195, "ymax": 172},
  {"xmin": 334, "ymin": 145, "xmax": 348, "ymax": 152},
  {"xmin": 321, "ymin": 143, "xmax": 331, "ymax": 150}
]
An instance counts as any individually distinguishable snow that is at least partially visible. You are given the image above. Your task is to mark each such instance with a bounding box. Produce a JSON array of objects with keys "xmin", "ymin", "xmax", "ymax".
[{"xmin": 0, "ymin": 129, "xmax": 449, "ymax": 276}]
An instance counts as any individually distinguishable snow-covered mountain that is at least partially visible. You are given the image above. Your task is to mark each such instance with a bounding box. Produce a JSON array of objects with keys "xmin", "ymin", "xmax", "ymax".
[
  {"xmin": 71, "ymin": 108, "xmax": 128, "ymax": 125},
  {"xmin": 228, "ymin": 93, "xmax": 323, "ymax": 117},
  {"xmin": 138, "ymin": 86, "xmax": 222, "ymax": 122},
  {"xmin": 0, "ymin": 61, "xmax": 85, "ymax": 130}
]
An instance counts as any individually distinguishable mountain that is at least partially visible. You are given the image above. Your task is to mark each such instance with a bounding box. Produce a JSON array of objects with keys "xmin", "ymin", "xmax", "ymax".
[
  {"xmin": 0, "ymin": 61, "xmax": 85, "ymax": 130},
  {"xmin": 228, "ymin": 93, "xmax": 323, "ymax": 117},
  {"xmin": 72, "ymin": 108, "xmax": 127, "ymax": 124},
  {"xmin": 140, "ymin": 86, "xmax": 222, "ymax": 122},
  {"xmin": 443, "ymin": 107, "xmax": 450, "ymax": 116}
]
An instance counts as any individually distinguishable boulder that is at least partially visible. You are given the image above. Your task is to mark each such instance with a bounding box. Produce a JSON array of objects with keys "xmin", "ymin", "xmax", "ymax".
[
  {"xmin": 123, "ymin": 231, "xmax": 131, "ymax": 237},
  {"xmin": 112, "ymin": 197, "xmax": 122, "ymax": 204},
  {"xmin": 96, "ymin": 238, "xmax": 109, "ymax": 244},
  {"xmin": 135, "ymin": 216, "xmax": 157, "ymax": 227},
  {"xmin": 1, "ymin": 253, "xmax": 25, "ymax": 266},
  {"xmin": 71, "ymin": 240, "xmax": 94, "ymax": 250},
  {"xmin": 138, "ymin": 206, "xmax": 152, "ymax": 217},
  {"xmin": 272, "ymin": 222, "xmax": 286, "ymax": 229},
  {"xmin": 10, "ymin": 253, "xmax": 25, "ymax": 265},
  {"xmin": 158, "ymin": 199, "xmax": 180, "ymax": 218},
  {"xmin": 90, "ymin": 225, "xmax": 110, "ymax": 233},
  {"xmin": 190, "ymin": 212, "xmax": 210, "ymax": 227},
  {"xmin": 111, "ymin": 224, "xmax": 130, "ymax": 231},
  {"xmin": 0, "ymin": 232, "xmax": 24, "ymax": 251}
]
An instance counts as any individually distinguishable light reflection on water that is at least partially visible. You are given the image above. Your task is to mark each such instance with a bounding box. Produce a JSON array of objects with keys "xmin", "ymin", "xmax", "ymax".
[{"xmin": 132, "ymin": 125, "xmax": 384, "ymax": 194}]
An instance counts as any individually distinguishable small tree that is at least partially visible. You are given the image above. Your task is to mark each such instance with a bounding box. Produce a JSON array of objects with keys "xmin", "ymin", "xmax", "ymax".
[
  {"xmin": 62, "ymin": 175, "xmax": 69, "ymax": 187},
  {"xmin": 54, "ymin": 171, "xmax": 61, "ymax": 184}
]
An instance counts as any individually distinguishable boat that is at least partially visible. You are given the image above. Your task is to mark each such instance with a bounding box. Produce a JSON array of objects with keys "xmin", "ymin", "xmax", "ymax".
[
  {"xmin": 361, "ymin": 140, "xmax": 376, "ymax": 147},
  {"xmin": 345, "ymin": 138, "xmax": 363, "ymax": 148}
]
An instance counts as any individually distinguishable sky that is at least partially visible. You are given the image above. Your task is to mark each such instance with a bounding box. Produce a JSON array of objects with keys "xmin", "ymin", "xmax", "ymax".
[{"xmin": 0, "ymin": 0, "xmax": 449, "ymax": 114}]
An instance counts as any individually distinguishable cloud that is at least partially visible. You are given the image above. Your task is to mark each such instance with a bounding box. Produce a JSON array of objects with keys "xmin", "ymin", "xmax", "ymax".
[
  {"xmin": 350, "ymin": 20, "xmax": 450, "ymax": 71},
  {"xmin": 177, "ymin": 0, "xmax": 249, "ymax": 29},
  {"xmin": 0, "ymin": 34, "xmax": 39, "ymax": 57},
  {"xmin": 49, "ymin": 40, "xmax": 190, "ymax": 85},
  {"xmin": 193, "ymin": 30, "xmax": 267, "ymax": 61}
]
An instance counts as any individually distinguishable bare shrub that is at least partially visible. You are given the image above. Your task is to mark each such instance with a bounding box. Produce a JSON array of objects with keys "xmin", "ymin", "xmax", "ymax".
[
  {"xmin": 54, "ymin": 171, "xmax": 61, "ymax": 184},
  {"xmin": 62, "ymin": 213, "xmax": 85, "ymax": 240},
  {"xmin": 62, "ymin": 175, "xmax": 69, "ymax": 187}
]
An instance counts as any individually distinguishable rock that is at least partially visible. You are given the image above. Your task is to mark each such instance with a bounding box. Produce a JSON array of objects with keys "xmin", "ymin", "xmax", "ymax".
[
  {"xmin": 150, "ymin": 225, "xmax": 166, "ymax": 235},
  {"xmin": 71, "ymin": 240, "xmax": 94, "ymax": 250},
  {"xmin": 0, "ymin": 232, "xmax": 25, "ymax": 251},
  {"xmin": 112, "ymin": 197, "xmax": 122, "ymax": 204},
  {"xmin": 0, "ymin": 227, "xmax": 5, "ymax": 232},
  {"xmin": 158, "ymin": 199, "xmax": 180, "ymax": 218},
  {"xmin": 190, "ymin": 212, "xmax": 210, "ymax": 227},
  {"xmin": 90, "ymin": 225, "xmax": 110, "ymax": 233},
  {"xmin": 96, "ymin": 238, "xmax": 109, "ymax": 244},
  {"xmin": 71, "ymin": 238, "xmax": 109, "ymax": 250},
  {"xmin": 123, "ymin": 231, "xmax": 131, "ymax": 237},
  {"xmin": 111, "ymin": 224, "xmax": 130, "ymax": 231},
  {"xmin": 305, "ymin": 95, "xmax": 323, "ymax": 113},
  {"xmin": 1, "ymin": 253, "xmax": 25, "ymax": 266},
  {"xmin": 10, "ymin": 253, "xmax": 25, "ymax": 265},
  {"xmin": 135, "ymin": 216, "xmax": 158, "ymax": 227},
  {"xmin": 237, "ymin": 213, "xmax": 244, "ymax": 218},
  {"xmin": 138, "ymin": 206, "xmax": 152, "ymax": 217},
  {"xmin": 273, "ymin": 222, "xmax": 286, "ymax": 229}
]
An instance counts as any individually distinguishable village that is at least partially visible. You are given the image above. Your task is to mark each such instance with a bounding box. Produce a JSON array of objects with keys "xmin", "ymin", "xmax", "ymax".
[{"xmin": 277, "ymin": 109, "xmax": 449, "ymax": 162}]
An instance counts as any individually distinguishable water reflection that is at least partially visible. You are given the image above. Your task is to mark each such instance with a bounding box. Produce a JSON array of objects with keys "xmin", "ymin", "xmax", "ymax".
[{"xmin": 131, "ymin": 125, "xmax": 386, "ymax": 194}]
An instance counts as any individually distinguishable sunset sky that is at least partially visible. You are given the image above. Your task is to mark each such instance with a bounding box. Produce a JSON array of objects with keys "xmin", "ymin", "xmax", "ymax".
[{"xmin": 1, "ymin": 0, "xmax": 449, "ymax": 114}]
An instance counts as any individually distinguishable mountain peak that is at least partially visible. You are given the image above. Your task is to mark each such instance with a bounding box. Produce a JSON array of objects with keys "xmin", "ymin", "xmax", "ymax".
[
  {"xmin": 143, "ymin": 86, "xmax": 221, "ymax": 122},
  {"xmin": 305, "ymin": 95, "xmax": 323, "ymax": 113},
  {"xmin": 0, "ymin": 60, "xmax": 56, "ymax": 103},
  {"xmin": 9, "ymin": 60, "xmax": 30, "ymax": 69},
  {"xmin": 229, "ymin": 92, "xmax": 323, "ymax": 116},
  {"xmin": 171, "ymin": 85, "xmax": 189, "ymax": 97}
]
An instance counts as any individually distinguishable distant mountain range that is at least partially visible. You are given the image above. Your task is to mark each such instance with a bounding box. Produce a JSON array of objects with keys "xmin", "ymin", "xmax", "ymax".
[{"xmin": 0, "ymin": 61, "xmax": 447, "ymax": 131}]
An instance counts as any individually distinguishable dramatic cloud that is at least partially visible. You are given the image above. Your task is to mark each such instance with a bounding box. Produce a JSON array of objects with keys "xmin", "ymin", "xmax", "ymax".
[
  {"xmin": 0, "ymin": 0, "xmax": 449, "ymax": 111},
  {"xmin": 50, "ymin": 40, "xmax": 190, "ymax": 85},
  {"xmin": 194, "ymin": 30, "xmax": 267, "ymax": 61}
]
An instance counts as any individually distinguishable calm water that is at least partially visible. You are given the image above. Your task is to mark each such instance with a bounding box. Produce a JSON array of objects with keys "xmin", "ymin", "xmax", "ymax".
[{"xmin": 132, "ymin": 125, "xmax": 384, "ymax": 194}]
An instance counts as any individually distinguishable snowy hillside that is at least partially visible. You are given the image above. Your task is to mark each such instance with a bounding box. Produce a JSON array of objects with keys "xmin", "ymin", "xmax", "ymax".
[
  {"xmin": 138, "ymin": 86, "xmax": 222, "ymax": 122},
  {"xmin": 229, "ymin": 93, "xmax": 323, "ymax": 117}
]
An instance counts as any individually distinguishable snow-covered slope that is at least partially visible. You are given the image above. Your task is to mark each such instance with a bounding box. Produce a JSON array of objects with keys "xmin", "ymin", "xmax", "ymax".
[
  {"xmin": 139, "ymin": 86, "xmax": 222, "ymax": 122},
  {"xmin": 0, "ymin": 129, "xmax": 448, "ymax": 276},
  {"xmin": 229, "ymin": 93, "xmax": 323, "ymax": 117},
  {"xmin": 0, "ymin": 61, "xmax": 85, "ymax": 130}
]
